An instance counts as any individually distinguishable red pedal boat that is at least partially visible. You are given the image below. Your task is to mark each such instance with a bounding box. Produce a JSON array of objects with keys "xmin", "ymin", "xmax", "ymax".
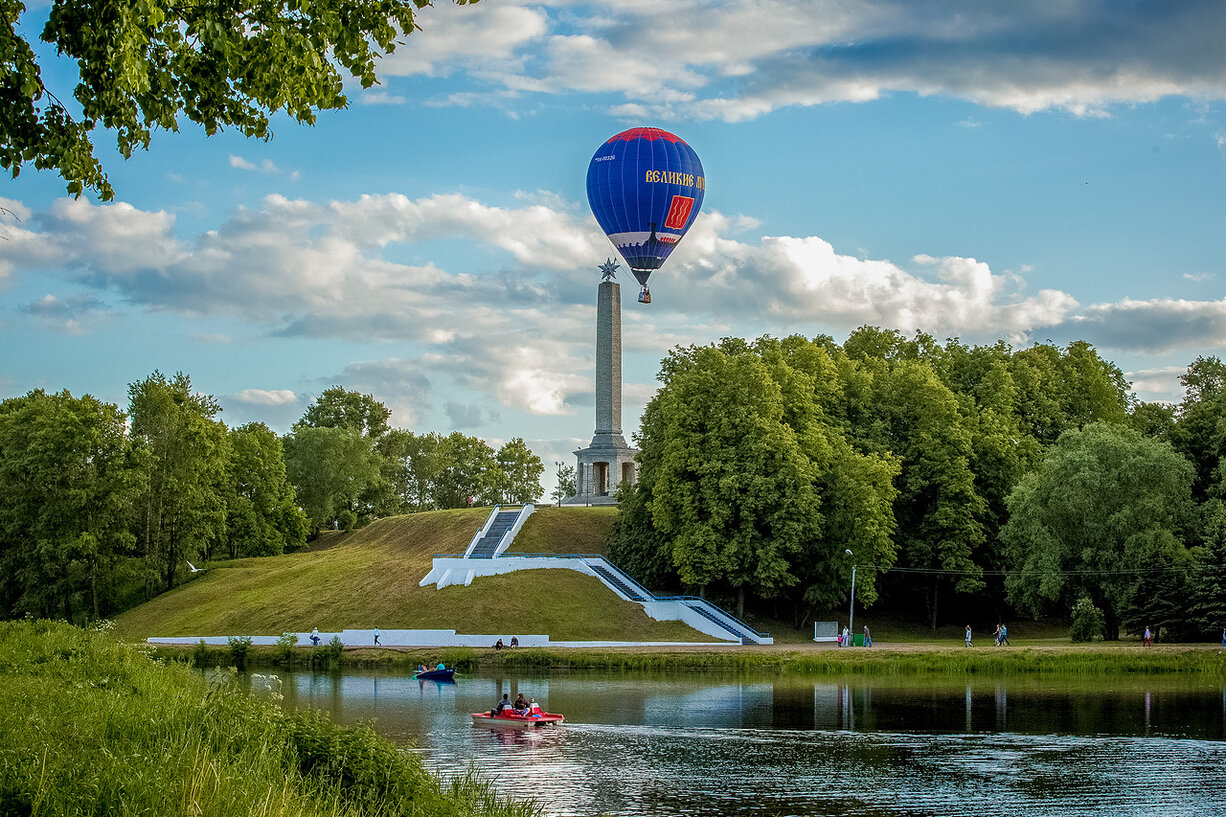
[{"xmin": 471, "ymin": 710, "xmax": 564, "ymax": 728}]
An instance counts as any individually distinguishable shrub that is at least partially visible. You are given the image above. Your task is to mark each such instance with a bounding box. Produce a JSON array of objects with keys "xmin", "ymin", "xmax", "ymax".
[
  {"xmin": 275, "ymin": 632, "xmax": 298, "ymax": 665},
  {"xmin": 315, "ymin": 635, "xmax": 345, "ymax": 670},
  {"xmin": 1071, "ymin": 596, "xmax": 1105, "ymax": 643},
  {"xmin": 192, "ymin": 639, "xmax": 210, "ymax": 668},
  {"xmin": 227, "ymin": 635, "xmax": 253, "ymax": 668}
]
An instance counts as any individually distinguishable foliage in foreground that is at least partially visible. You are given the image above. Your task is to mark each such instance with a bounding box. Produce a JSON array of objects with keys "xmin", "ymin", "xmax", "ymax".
[{"xmin": 0, "ymin": 620, "xmax": 538, "ymax": 817}]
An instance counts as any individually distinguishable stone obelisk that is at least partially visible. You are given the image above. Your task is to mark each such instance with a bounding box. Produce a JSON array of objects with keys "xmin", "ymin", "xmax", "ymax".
[{"xmin": 570, "ymin": 260, "xmax": 638, "ymax": 503}]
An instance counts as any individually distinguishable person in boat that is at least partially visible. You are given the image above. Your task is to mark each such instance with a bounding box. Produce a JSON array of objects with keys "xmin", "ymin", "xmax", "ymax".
[
  {"xmin": 528, "ymin": 698, "xmax": 542, "ymax": 717},
  {"xmin": 436, "ymin": 661, "xmax": 446, "ymax": 670},
  {"xmin": 417, "ymin": 663, "xmax": 426, "ymax": 673},
  {"xmin": 514, "ymin": 693, "xmax": 529, "ymax": 714},
  {"xmin": 491, "ymin": 693, "xmax": 511, "ymax": 717}
]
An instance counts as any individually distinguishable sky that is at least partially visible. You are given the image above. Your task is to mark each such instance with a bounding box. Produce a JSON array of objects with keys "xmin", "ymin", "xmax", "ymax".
[{"xmin": 4, "ymin": 0, "xmax": 1226, "ymax": 497}]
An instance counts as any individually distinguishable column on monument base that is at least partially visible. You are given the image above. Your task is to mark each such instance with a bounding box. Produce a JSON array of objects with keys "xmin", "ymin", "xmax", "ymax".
[{"xmin": 564, "ymin": 444, "xmax": 639, "ymax": 506}]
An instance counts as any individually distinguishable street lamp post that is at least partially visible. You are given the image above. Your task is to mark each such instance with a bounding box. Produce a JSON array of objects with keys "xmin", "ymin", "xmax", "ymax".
[{"xmin": 845, "ymin": 549, "xmax": 856, "ymax": 646}]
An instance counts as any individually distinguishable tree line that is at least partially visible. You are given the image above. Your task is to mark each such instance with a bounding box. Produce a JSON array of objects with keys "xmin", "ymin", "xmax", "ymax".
[
  {"xmin": 0, "ymin": 377, "xmax": 543, "ymax": 622},
  {"xmin": 610, "ymin": 328, "xmax": 1226, "ymax": 641}
]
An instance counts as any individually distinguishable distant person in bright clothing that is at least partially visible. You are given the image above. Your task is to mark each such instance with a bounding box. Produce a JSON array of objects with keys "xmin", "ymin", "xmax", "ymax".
[
  {"xmin": 1143, "ymin": 626, "xmax": 1152, "ymax": 647},
  {"xmin": 965, "ymin": 625, "xmax": 973, "ymax": 647}
]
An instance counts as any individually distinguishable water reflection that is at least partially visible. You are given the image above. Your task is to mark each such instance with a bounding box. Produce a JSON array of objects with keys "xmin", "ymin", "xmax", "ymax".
[{"xmin": 247, "ymin": 670, "xmax": 1226, "ymax": 816}]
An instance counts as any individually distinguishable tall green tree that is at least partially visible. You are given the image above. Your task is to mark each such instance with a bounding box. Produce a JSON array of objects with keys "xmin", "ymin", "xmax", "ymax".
[
  {"xmin": 1001, "ymin": 423, "xmax": 1195, "ymax": 639},
  {"xmin": 3, "ymin": 0, "xmax": 475, "ymax": 199},
  {"xmin": 430, "ymin": 432, "xmax": 499, "ymax": 509},
  {"xmin": 0, "ymin": 390, "xmax": 144, "ymax": 620},
  {"xmin": 128, "ymin": 372, "xmax": 228, "ymax": 594},
  {"xmin": 298, "ymin": 387, "xmax": 391, "ymax": 439},
  {"xmin": 494, "ymin": 437, "xmax": 544, "ymax": 504},
  {"xmin": 642, "ymin": 344, "xmax": 821, "ymax": 617},
  {"xmin": 1192, "ymin": 500, "xmax": 1226, "ymax": 636},
  {"xmin": 847, "ymin": 357, "xmax": 987, "ymax": 629},
  {"xmin": 1170, "ymin": 356, "xmax": 1226, "ymax": 502},
  {"xmin": 219, "ymin": 422, "xmax": 308, "ymax": 558},
  {"xmin": 282, "ymin": 425, "xmax": 380, "ymax": 533}
]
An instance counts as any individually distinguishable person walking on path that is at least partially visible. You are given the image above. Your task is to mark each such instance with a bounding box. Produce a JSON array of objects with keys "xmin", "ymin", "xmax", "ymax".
[
  {"xmin": 1143, "ymin": 626, "xmax": 1152, "ymax": 647},
  {"xmin": 310, "ymin": 627, "xmax": 320, "ymax": 647},
  {"xmin": 863, "ymin": 625, "xmax": 872, "ymax": 647},
  {"xmin": 374, "ymin": 627, "xmax": 380, "ymax": 646},
  {"xmin": 1001, "ymin": 624, "xmax": 1010, "ymax": 646},
  {"xmin": 965, "ymin": 625, "xmax": 973, "ymax": 647}
]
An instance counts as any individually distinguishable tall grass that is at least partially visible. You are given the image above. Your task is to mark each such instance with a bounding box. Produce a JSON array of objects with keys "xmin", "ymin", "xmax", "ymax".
[{"xmin": 0, "ymin": 620, "xmax": 540, "ymax": 817}]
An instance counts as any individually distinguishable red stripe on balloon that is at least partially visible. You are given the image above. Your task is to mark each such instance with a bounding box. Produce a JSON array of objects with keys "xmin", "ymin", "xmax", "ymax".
[{"xmin": 605, "ymin": 127, "xmax": 688, "ymax": 144}]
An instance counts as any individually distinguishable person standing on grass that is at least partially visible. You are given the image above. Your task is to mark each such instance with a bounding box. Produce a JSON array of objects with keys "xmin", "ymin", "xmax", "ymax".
[
  {"xmin": 1143, "ymin": 626, "xmax": 1152, "ymax": 647},
  {"xmin": 965, "ymin": 625, "xmax": 973, "ymax": 647}
]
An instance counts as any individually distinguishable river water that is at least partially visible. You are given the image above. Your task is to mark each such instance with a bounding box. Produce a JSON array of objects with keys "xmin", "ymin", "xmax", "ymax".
[{"xmin": 247, "ymin": 669, "xmax": 1226, "ymax": 816}]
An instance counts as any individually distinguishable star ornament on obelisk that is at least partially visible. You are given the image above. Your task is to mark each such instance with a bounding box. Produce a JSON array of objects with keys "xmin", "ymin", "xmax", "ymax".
[{"xmin": 599, "ymin": 258, "xmax": 619, "ymax": 281}]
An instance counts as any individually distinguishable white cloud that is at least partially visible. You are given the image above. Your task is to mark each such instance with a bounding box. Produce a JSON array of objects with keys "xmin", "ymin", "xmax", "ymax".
[
  {"xmin": 1064, "ymin": 297, "xmax": 1226, "ymax": 353},
  {"xmin": 233, "ymin": 389, "xmax": 299, "ymax": 406},
  {"xmin": 372, "ymin": 0, "xmax": 1226, "ymax": 121},
  {"xmin": 230, "ymin": 154, "xmax": 286, "ymax": 175},
  {"xmin": 9, "ymin": 190, "xmax": 1226, "ymax": 421},
  {"xmin": 1183, "ymin": 272, "xmax": 1213, "ymax": 282},
  {"xmin": 1126, "ymin": 365, "xmax": 1186, "ymax": 402},
  {"xmin": 378, "ymin": 3, "xmax": 548, "ymax": 78},
  {"xmin": 359, "ymin": 92, "xmax": 406, "ymax": 105}
]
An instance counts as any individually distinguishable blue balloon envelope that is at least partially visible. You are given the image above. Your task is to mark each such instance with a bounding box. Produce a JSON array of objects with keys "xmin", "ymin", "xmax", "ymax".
[{"xmin": 587, "ymin": 127, "xmax": 705, "ymax": 301}]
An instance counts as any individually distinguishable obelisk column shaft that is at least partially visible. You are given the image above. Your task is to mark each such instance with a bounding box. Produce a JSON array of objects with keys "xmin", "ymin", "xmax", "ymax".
[{"xmin": 595, "ymin": 280, "xmax": 621, "ymax": 435}]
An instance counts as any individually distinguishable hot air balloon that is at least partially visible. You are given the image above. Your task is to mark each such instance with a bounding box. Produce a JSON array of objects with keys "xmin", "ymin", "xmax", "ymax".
[{"xmin": 586, "ymin": 127, "xmax": 705, "ymax": 303}]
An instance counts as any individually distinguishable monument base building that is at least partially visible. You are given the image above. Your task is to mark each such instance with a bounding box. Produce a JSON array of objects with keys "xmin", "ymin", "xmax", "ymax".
[{"xmin": 564, "ymin": 268, "xmax": 637, "ymax": 505}]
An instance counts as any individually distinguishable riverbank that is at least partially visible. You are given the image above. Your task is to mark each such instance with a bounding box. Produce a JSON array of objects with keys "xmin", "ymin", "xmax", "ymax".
[
  {"xmin": 0, "ymin": 620, "xmax": 539, "ymax": 817},
  {"xmin": 156, "ymin": 639, "xmax": 1226, "ymax": 676}
]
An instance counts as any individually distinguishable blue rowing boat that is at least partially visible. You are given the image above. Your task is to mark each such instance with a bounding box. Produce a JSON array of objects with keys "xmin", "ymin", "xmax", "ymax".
[{"xmin": 414, "ymin": 668, "xmax": 456, "ymax": 682}]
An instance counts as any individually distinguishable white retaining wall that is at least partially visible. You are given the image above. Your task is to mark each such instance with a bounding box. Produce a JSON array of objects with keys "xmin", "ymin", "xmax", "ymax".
[
  {"xmin": 146, "ymin": 629, "xmax": 717, "ymax": 649},
  {"xmin": 419, "ymin": 556, "xmax": 763, "ymax": 643}
]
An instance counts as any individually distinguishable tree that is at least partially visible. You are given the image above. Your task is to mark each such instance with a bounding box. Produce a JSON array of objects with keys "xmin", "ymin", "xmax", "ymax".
[
  {"xmin": 220, "ymin": 422, "xmax": 308, "ymax": 558},
  {"xmin": 1192, "ymin": 500, "xmax": 1226, "ymax": 636},
  {"xmin": 642, "ymin": 344, "xmax": 821, "ymax": 617},
  {"xmin": 550, "ymin": 463, "xmax": 576, "ymax": 505},
  {"xmin": 0, "ymin": 389, "xmax": 144, "ymax": 620},
  {"xmin": 282, "ymin": 425, "xmax": 380, "ymax": 533},
  {"xmin": 128, "ymin": 372, "xmax": 228, "ymax": 594},
  {"xmin": 494, "ymin": 438, "xmax": 544, "ymax": 504},
  {"xmin": 847, "ymin": 357, "xmax": 987, "ymax": 630},
  {"xmin": 430, "ymin": 432, "xmax": 498, "ymax": 508},
  {"xmin": 401, "ymin": 431, "xmax": 441, "ymax": 511},
  {"xmin": 1001, "ymin": 423, "xmax": 1195, "ymax": 639},
  {"xmin": 1170, "ymin": 356, "xmax": 1226, "ymax": 502},
  {"xmin": 3, "ymin": 0, "xmax": 474, "ymax": 200},
  {"xmin": 298, "ymin": 387, "xmax": 391, "ymax": 440}
]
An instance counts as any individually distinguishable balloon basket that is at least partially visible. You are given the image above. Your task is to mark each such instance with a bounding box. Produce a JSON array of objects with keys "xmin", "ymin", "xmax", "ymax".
[{"xmin": 638, "ymin": 287, "xmax": 651, "ymax": 304}]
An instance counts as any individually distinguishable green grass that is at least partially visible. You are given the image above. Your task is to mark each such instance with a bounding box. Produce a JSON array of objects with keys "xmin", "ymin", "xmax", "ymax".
[
  {"xmin": 0, "ymin": 620, "xmax": 539, "ymax": 817},
  {"xmin": 505, "ymin": 507, "xmax": 618, "ymax": 554},
  {"xmin": 115, "ymin": 508, "xmax": 713, "ymax": 643}
]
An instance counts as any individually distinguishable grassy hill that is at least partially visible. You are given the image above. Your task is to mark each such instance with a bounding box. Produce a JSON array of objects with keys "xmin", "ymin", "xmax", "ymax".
[{"xmin": 115, "ymin": 506, "xmax": 714, "ymax": 643}]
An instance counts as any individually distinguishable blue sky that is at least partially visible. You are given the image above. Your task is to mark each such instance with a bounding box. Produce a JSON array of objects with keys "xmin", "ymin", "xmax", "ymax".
[{"xmin": 4, "ymin": 0, "xmax": 1226, "ymax": 494}]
